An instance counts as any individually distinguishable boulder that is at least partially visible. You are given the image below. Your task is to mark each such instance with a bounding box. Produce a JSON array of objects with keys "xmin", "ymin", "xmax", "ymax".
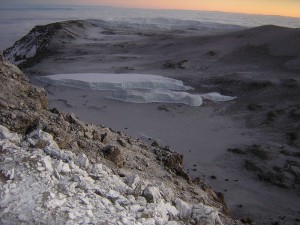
[
  {"xmin": 192, "ymin": 203, "xmax": 223, "ymax": 225},
  {"xmin": 76, "ymin": 153, "xmax": 89, "ymax": 169},
  {"xmin": 0, "ymin": 125, "xmax": 20, "ymax": 143},
  {"xmin": 103, "ymin": 145, "xmax": 124, "ymax": 168},
  {"xmin": 142, "ymin": 186, "xmax": 163, "ymax": 203},
  {"xmin": 61, "ymin": 163, "xmax": 71, "ymax": 174},
  {"xmin": 41, "ymin": 156, "xmax": 54, "ymax": 172},
  {"xmin": 175, "ymin": 198, "xmax": 192, "ymax": 219},
  {"xmin": 1, "ymin": 168, "xmax": 15, "ymax": 180}
]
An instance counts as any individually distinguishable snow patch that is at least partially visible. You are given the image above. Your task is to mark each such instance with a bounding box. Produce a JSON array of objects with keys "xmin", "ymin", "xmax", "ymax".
[{"xmin": 5, "ymin": 31, "xmax": 40, "ymax": 65}]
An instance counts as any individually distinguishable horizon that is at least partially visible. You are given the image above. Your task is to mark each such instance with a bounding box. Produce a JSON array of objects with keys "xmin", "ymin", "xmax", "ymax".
[
  {"xmin": 1, "ymin": 0, "xmax": 300, "ymax": 52},
  {"xmin": 2, "ymin": 0, "xmax": 300, "ymax": 19},
  {"xmin": 3, "ymin": 4, "xmax": 300, "ymax": 20}
]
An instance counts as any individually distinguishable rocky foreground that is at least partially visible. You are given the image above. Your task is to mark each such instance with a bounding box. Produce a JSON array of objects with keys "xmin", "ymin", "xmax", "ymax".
[{"xmin": 0, "ymin": 55, "xmax": 243, "ymax": 224}]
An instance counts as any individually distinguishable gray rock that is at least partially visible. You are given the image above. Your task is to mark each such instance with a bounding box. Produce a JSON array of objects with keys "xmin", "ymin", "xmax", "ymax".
[
  {"xmin": 100, "ymin": 132, "xmax": 108, "ymax": 144},
  {"xmin": 44, "ymin": 146, "xmax": 71, "ymax": 162},
  {"xmin": 117, "ymin": 138, "xmax": 126, "ymax": 147},
  {"xmin": 61, "ymin": 163, "xmax": 71, "ymax": 174},
  {"xmin": 84, "ymin": 131, "xmax": 93, "ymax": 140},
  {"xmin": 77, "ymin": 153, "xmax": 89, "ymax": 169},
  {"xmin": 58, "ymin": 182, "xmax": 77, "ymax": 197},
  {"xmin": 126, "ymin": 174, "xmax": 140, "ymax": 190},
  {"xmin": 151, "ymin": 141, "xmax": 159, "ymax": 147},
  {"xmin": 54, "ymin": 169, "xmax": 61, "ymax": 179},
  {"xmin": 41, "ymin": 156, "xmax": 54, "ymax": 172},
  {"xmin": 66, "ymin": 113, "xmax": 81, "ymax": 125},
  {"xmin": 0, "ymin": 125, "xmax": 20, "ymax": 143},
  {"xmin": 142, "ymin": 186, "xmax": 163, "ymax": 203},
  {"xmin": 1, "ymin": 168, "xmax": 15, "ymax": 180},
  {"xmin": 175, "ymin": 198, "xmax": 192, "ymax": 219},
  {"xmin": 92, "ymin": 130, "xmax": 100, "ymax": 140},
  {"xmin": 103, "ymin": 145, "xmax": 124, "ymax": 168},
  {"xmin": 191, "ymin": 203, "xmax": 223, "ymax": 225},
  {"xmin": 0, "ymin": 99, "xmax": 9, "ymax": 110}
]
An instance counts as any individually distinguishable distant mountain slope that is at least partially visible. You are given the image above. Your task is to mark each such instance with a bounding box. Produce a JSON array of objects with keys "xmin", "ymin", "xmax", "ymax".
[
  {"xmin": 222, "ymin": 25, "xmax": 300, "ymax": 70},
  {"xmin": 3, "ymin": 20, "xmax": 89, "ymax": 67},
  {"xmin": 4, "ymin": 21, "xmax": 300, "ymax": 72}
]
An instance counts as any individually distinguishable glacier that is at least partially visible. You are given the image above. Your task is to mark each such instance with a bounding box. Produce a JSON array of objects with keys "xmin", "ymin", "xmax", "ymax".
[
  {"xmin": 38, "ymin": 73, "xmax": 193, "ymax": 91},
  {"xmin": 37, "ymin": 73, "xmax": 236, "ymax": 106},
  {"xmin": 111, "ymin": 89, "xmax": 203, "ymax": 106}
]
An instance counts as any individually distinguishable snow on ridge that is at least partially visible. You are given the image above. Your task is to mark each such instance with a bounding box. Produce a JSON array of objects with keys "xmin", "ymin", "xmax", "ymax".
[
  {"xmin": 4, "ymin": 31, "xmax": 40, "ymax": 65},
  {"xmin": 38, "ymin": 73, "xmax": 237, "ymax": 106}
]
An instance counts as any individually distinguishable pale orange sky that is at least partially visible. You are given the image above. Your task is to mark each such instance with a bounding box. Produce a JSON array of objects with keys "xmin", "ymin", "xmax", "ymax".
[
  {"xmin": 69, "ymin": 0, "xmax": 300, "ymax": 18},
  {"xmin": 5, "ymin": 0, "xmax": 300, "ymax": 18}
]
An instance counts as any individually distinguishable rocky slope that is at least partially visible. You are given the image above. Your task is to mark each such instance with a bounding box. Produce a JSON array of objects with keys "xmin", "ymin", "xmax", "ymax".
[
  {"xmin": 3, "ymin": 20, "xmax": 89, "ymax": 68},
  {"xmin": 0, "ymin": 55, "xmax": 242, "ymax": 224}
]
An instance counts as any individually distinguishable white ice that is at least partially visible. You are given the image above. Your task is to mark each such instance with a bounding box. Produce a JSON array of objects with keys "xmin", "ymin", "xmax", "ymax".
[
  {"xmin": 111, "ymin": 89, "xmax": 203, "ymax": 106},
  {"xmin": 38, "ymin": 73, "xmax": 193, "ymax": 91},
  {"xmin": 200, "ymin": 92, "xmax": 237, "ymax": 102},
  {"xmin": 38, "ymin": 73, "xmax": 236, "ymax": 106}
]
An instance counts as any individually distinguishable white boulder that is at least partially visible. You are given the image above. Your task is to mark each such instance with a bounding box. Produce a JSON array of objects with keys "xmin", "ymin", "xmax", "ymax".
[
  {"xmin": 0, "ymin": 125, "xmax": 20, "ymax": 143},
  {"xmin": 175, "ymin": 198, "xmax": 192, "ymax": 219},
  {"xmin": 143, "ymin": 186, "xmax": 163, "ymax": 203},
  {"xmin": 192, "ymin": 203, "xmax": 223, "ymax": 225},
  {"xmin": 41, "ymin": 156, "xmax": 54, "ymax": 172}
]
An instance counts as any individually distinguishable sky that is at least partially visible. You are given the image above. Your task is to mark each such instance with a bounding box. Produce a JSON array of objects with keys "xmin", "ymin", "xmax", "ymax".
[{"xmin": 2, "ymin": 0, "xmax": 300, "ymax": 18}]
